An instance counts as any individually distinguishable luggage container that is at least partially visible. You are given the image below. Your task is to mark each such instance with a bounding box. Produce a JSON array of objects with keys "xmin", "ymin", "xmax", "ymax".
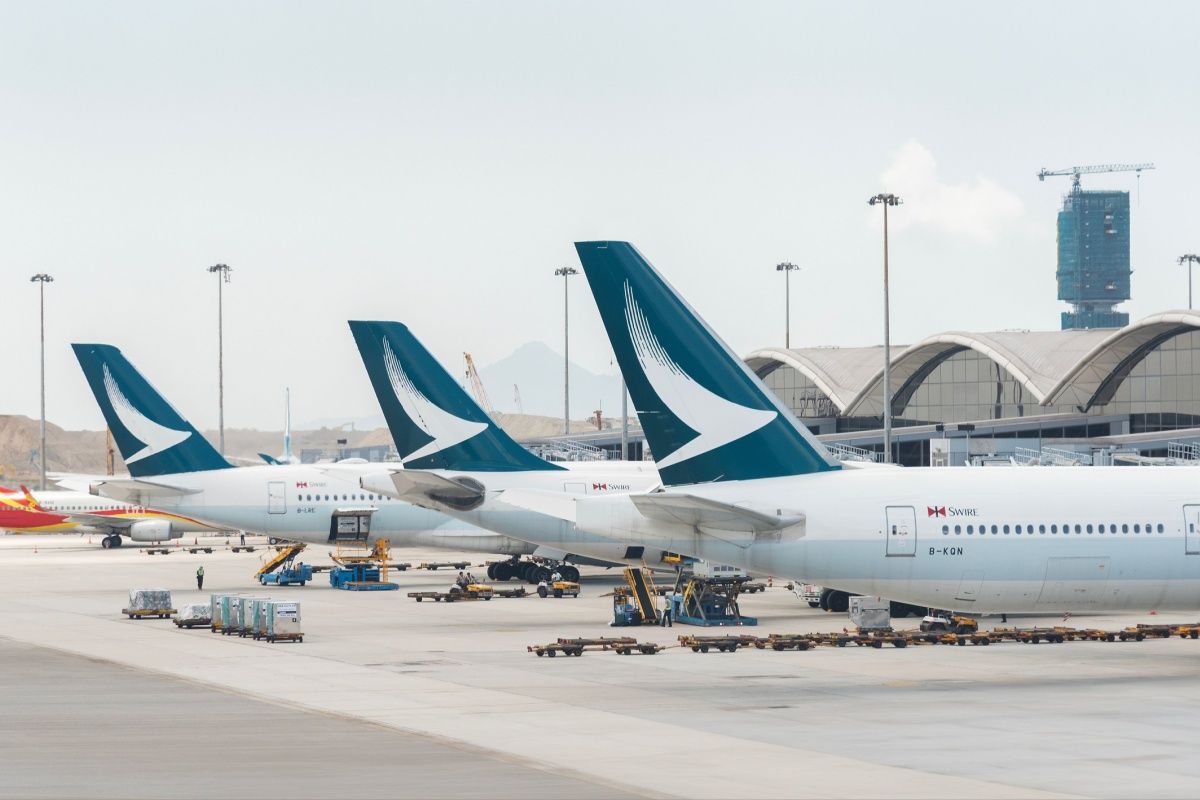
[
  {"xmin": 220, "ymin": 595, "xmax": 243, "ymax": 635},
  {"xmin": 235, "ymin": 596, "xmax": 268, "ymax": 637},
  {"xmin": 250, "ymin": 598, "xmax": 272, "ymax": 640},
  {"xmin": 265, "ymin": 600, "xmax": 303, "ymax": 643}
]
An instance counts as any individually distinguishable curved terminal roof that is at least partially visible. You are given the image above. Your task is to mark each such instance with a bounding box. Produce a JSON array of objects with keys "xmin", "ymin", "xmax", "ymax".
[
  {"xmin": 742, "ymin": 311, "xmax": 1200, "ymax": 418},
  {"xmin": 745, "ymin": 345, "xmax": 892, "ymax": 413}
]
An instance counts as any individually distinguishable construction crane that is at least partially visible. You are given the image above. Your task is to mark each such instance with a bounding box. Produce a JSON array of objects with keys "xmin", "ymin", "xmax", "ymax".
[
  {"xmin": 513, "ymin": 384, "xmax": 523, "ymax": 414},
  {"xmin": 463, "ymin": 353, "xmax": 495, "ymax": 415},
  {"xmin": 1037, "ymin": 163, "xmax": 1154, "ymax": 192}
]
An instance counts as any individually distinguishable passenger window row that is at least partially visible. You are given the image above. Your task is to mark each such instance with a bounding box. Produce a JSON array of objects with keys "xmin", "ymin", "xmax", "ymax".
[
  {"xmin": 940, "ymin": 522, "xmax": 1166, "ymax": 536},
  {"xmin": 301, "ymin": 493, "xmax": 387, "ymax": 502}
]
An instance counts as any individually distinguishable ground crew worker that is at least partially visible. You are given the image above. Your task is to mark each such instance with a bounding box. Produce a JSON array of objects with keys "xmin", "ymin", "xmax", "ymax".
[
  {"xmin": 456, "ymin": 571, "xmax": 468, "ymax": 588},
  {"xmin": 196, "ymin": 565, "xmax": 205, "ymax": 590},
  {"xmin": 239, "ymin": 532, "xmax": 246, "ymax": 546}
]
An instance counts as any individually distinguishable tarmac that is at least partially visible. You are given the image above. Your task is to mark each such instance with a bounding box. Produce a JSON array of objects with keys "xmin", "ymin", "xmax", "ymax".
[{"xmin": 2, "ymin": 532, "xmax": 1200, "ymax": 799}]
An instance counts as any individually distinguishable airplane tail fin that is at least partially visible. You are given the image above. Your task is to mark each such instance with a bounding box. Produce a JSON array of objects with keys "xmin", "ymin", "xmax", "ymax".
[
  {"xmin": 574, "ymin": 241, "xmax": 840, "ymax": 486},
  {"xmin": 348, "ymin": 321, "xmax": 563, "ymax": 472},
  {"xmin": 71, "ymin": 344, "xmax": 233, "ymax": 478},
  {"xmin": 18, "ymin": 485, "xmax": 45, "ymax": 511}
]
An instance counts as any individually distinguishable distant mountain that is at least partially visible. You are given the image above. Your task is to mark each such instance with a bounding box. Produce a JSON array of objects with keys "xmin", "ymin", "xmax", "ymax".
[{"xmin": 479, "ymin": 341, "xmax": 625, "ymax": 421}]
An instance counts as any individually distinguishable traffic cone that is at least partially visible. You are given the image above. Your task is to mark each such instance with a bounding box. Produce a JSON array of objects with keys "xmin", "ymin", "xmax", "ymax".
[{"xmin": 768, "ymin": 575, "xmax": 774, "ymax": 588}]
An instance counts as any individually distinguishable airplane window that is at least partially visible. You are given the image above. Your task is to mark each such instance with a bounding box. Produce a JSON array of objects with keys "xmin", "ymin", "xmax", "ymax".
[
  {"xmin": 1002, "ymin": 525, "xmax": 1010, "ymax": 535},
  {"xmin": 990, "ymin": 525, "xmax": 998, "ymax": 535},
  {"xmin": 1157, "ymin": 524, "xmax": 1165, "ymax": 533},
  {"xmin": 966, "ymin": 525, "xmax": 973, "ymax": 535},
  {"xmin": 1050, "ymin": 525, "xmax": 1057, "ymax": 534},
  {"xmin": 1134, "ymin": 524, "xmax": 1140, "ymax": 533},
  {"xmin": 1122, "ymin": 524, "xmax": 1129, "ymax": 534},
  {"xmin": 1146, "ymin": 522, "xmax": 1152, "ymax": 532},
  {"xmin": 1074, "ymin": 524, "xmax": 1082, "ymax": 534},
  {"xmin": 941, "ymin": 525, "xmax": 948, "ymax": 535},
  {"xmin": 1086, "ymin": 524, "xmax": 1093, "ymax": 534},
  {"xmin": 954, "ymin": 525, "xmax": 962, "ymax": 535},
  {"xmin": 1098, "ymin": 524, "xmax": 1105, "ymax": 534},
  {"xmin": 1015, "ymin": 525, "xmax": 1022, "ymax": 535}
]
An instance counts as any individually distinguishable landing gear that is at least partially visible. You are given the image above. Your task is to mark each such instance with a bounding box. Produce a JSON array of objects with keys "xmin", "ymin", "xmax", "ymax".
[
  {"xmin": 490, "ymin": 557, "xmax": 580, "ymax": 584},
  {"xmin": 101, "ymin": 534, "xmax": 122, "ymax": 549}
]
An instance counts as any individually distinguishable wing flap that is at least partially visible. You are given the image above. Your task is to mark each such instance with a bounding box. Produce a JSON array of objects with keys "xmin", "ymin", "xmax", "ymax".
[
  {"xmin": 360, "ymin": 469, "xmax": 485, "ymax": 511},
  {"xmin": 630, "ymin": 492, "xmax": 805, "ymax": 545}
]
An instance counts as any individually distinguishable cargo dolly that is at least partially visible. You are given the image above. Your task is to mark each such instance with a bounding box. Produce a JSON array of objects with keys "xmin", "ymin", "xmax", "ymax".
[
  {"xmin": 184, "ymin": 546, "xmax": 214, "ymax": 554},
  {"xmin": 173, "ymin": 615, "xmax": 211, "ymax": 629},
  {"xmin": 123, "ymin": 607, "xmax": 176, "ymax": 619},
  {"xmin": 753, "ymin": 634, "xmax": 815, "ymax": 651},
  {"xmin": 678, "ymin": 634, "xmax": 756, "ymax": 653},
  {"xmin": 144, "ymin": 548, "xmax": 171, "ymax": 555},
  {"xmin": 416, "ymin": 561, "xmax": 472, "ymax": 571},
  {"xmin": 527, "ymin": 637, "xmax": 646, "ymax": 657},
  {"xmin": 408, "ymin": 584, "xmax": 527, "ymax": 602},
  {"xmin": 231, "ymin": 545, "xmax": 257, "ymax": 553}
]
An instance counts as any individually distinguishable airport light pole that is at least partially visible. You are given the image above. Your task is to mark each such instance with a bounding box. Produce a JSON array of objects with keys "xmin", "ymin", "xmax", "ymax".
[
  {"xmin": 776, "ymin": 262, "xmax": 800, "ymax": 348},
  {"xmin": 207, "ymin": 263, "xmax": 233, "ymax": 455},
  {"xmin": 1179, "ymin": 254, "xmax": 1200, "ymax": 310},
  {"xmin": 30, "ymin": 273, "xmax": 54, "ymax": 490},
  {"xmin": 554, "ymin": 266, "xmax": 578, "ymax": 436},
  {"xmin": 869, "ymin": 193, "xmax": 902, "ymax": 463}
]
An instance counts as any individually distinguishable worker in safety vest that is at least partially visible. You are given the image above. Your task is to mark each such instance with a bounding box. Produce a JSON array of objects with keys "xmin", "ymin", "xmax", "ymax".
[{"xmin": 196, "ymin": 565, "xmax": 205, "ymax": 590}]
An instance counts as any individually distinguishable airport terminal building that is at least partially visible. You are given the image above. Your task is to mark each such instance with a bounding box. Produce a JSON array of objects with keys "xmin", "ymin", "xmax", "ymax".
[{"xmin": 543, "ymin": 310, "xmax": 1200, "ymax": 467}]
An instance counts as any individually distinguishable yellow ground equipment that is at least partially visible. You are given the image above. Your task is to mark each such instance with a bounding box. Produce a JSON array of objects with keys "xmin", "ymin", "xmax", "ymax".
[
  {"xmin": 537, "ymin": 580, "xmax": 580, "ymax": 598},
  {"xmin": 919, "ymin": 613, "xmax": 979, "ymax": 635}
]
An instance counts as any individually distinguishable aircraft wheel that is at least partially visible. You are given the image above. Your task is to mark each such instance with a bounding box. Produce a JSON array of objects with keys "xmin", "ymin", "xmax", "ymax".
[
  {"xmin": 560, "ymin": 565, "xmax": 580, "ymax": 582},
  {"xmin": 101, "ymin": 537, "xmax": 112, "ymax": 549},
  {"xmin": 486, "ymin": 563, "xmax": 497, "ymax": 580}
]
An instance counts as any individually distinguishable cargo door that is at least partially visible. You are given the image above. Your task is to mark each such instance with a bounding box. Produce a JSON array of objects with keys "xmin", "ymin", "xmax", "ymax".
[
  {"xmin": 328, "ymin": 509, "xmax": 373, "ymax": 544},
  {"xmin": 954, "ymin": 570, "xmax": 984, "ymax": 603},
  {"xmin": 1036, "ymin": 557, "xmax": 1111, "ymax": 608},
  {"xmin": 1184, "ymin": 505, "xmax": 1200, "ymax": 555},
  {"xmin": 885, "ymin": 506, "xmax": 917, "ymax": 557},
  {"xmin": 268, "ymin": 481, "xmax": 286, "ymax": 514}
]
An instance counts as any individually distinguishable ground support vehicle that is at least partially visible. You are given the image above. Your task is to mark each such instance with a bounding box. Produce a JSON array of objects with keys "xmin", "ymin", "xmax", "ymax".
[
  {"xmin": 231, "ymin": 545, "xmax": 256, "ymax": 553},
  {"xmin": 144, "ymin": 548, "xmax": 171, "ymax": 555},
  {"xmin": 185, "ymin": 547, "xmax": 213, "ymax": 554},
  {"xmin": 537, "ymin": 580, "xmax": 580, "ymax": 598}
]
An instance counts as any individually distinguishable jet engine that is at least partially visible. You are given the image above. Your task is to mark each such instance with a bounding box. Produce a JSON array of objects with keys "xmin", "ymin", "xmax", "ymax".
[{"xmin": 127, "ymin": 520, "xmax": 179, "ymax": 542}]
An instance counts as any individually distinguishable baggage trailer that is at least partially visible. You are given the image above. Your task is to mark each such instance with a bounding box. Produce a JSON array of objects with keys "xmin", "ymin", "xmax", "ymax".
[
  {"xmin": 173, "ymin": 603, "xmax": 212, "ymax": 629},
  {"xmin": 528, "ymin": 637, "xmax": 641, "ymax": 657},
  {"xmin": 264, "ymin": 600, "xmax": 303, "ymax": 643},
  {"xmin": 678, "ymin": 634, "xmax": 756, "ymax": 653}
]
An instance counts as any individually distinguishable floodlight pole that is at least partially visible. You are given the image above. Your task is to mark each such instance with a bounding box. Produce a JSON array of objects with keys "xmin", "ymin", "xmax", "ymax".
[
  {"xmin": 555, "ymin": 266, "xmax": 578, "ymax": 436},
  {"xmin": 207, "ymin": 264, "xmax": 233, "ymax": 455},
  {"xmin": 869, "ymin": 193, "xmax": 902, "ymax": 463},
  {"xmin": 1180, "ymin": 255, "xmax": 1200, "ymax": 310},
  {"xmin": 30, "ymin": 273, "xmax": 54, "ymax": 490},
  {"xmin": 776, "ymin": 263, "xmax": 800, "ymax": 348}
]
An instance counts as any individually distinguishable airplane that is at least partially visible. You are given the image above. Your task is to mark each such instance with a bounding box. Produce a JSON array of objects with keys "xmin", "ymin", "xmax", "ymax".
[
  {"xmin": 68, "ymin": 342, "xmax": 639, "ymax": 574},
  {"xmin": 496, "ymin": 241, "xmax": 1200, "ymax": 614},
  {"xmin": 346, "ymin": 320, "xmax": 665, "ymax": 575},
  {"xmin": 258, "ymin": 388, "xmax": 298, "ymax": 466},
  {"xmin": 0, "ymin": 484, "xmax": 213, "ymax": 547}
]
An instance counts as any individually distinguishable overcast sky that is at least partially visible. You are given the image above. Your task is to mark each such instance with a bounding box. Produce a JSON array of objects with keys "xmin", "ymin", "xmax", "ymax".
[{"xmin": 4, "ymin": 1, "xmax": 1198, "ymax": 431}]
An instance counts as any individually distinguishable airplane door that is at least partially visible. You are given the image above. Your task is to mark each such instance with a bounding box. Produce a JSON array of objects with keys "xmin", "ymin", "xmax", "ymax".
[
  {"xmin": 268, "ymin": 481, "xmax": 286, "ymax": 514},
  {"xmin": 885, "ymin": 506, "xmax": 917, "ymax": 557},
  {"xmin": 1184, "ymin": 505, "xmax": 1200, "ymax": 555}
]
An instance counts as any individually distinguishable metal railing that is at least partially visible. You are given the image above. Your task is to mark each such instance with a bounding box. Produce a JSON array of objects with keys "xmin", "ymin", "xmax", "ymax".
[
  {"xmin": 525, "ymin": 440, "xmax": 610, "ymax": 462},
  {"xmin": 1012, "ymin": 446, "xmax": 1092, "ymax": 466},
  {"xmin": 824, "ymin": 442, "xmax": 882, "ymax": 463}
]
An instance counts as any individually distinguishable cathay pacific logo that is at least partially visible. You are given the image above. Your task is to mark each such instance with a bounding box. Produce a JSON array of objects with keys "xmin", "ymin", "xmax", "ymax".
[
  {"xmin": 102, "ymin": 364, "xmax": 191, "ymax": 464},
  {"xmin": 381, "ymin": 337, "xmax": 487, "ymax": 462},
  {"xmin": 623, "ymin": 282, "xmax": 776, "ymax": 468}
]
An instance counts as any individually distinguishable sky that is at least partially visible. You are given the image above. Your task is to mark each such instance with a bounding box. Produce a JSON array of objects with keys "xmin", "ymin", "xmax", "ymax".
[{"xmin": 3, "ymin": 1, "xmax": 1198, "ymax": 431}]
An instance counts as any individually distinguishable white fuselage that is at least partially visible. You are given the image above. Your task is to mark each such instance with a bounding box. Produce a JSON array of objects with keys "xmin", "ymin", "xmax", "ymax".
[
  {"xmin": 360, "ymin": 461, "xmax": 663, "ymax": 565},
  {"xmin": 557, "ymin": 465, "xmax": 1200, "ymax": 613},
  {"xmin": 96, "ymin": 461, "xmax": 660, "ymax": 561}
]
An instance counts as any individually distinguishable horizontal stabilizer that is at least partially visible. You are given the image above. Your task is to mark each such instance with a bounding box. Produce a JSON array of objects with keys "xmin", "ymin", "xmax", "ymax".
[
  {"xmin": 88, "ymin": 478, "xmax": 202, "ymax": 503},
  {"xmin": 359, "ymin": 469, "xmax": 486, "ymax": 511},
  {"xmin": 495, "ymin": 488, "xmax": 579, "ymax": 524},
  {"xmin": 630, "ymin": 492, "xmax": 805, "ymax": 546}
]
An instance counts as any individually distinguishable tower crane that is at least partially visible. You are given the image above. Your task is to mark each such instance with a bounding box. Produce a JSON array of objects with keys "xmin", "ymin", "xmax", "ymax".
[
  {"xmin": 463, "ymin": 353, "xmax": 495, "ymax": 415},
  {"xmin": 1037, "ymin": 163, "xmax": 1154, "ymax": 192}
]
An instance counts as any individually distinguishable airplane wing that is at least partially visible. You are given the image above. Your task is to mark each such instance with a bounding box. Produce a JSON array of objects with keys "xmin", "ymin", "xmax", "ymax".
[{"xmin": 630, "ymin": 493, "xmax": 804, "ymax": 533}]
